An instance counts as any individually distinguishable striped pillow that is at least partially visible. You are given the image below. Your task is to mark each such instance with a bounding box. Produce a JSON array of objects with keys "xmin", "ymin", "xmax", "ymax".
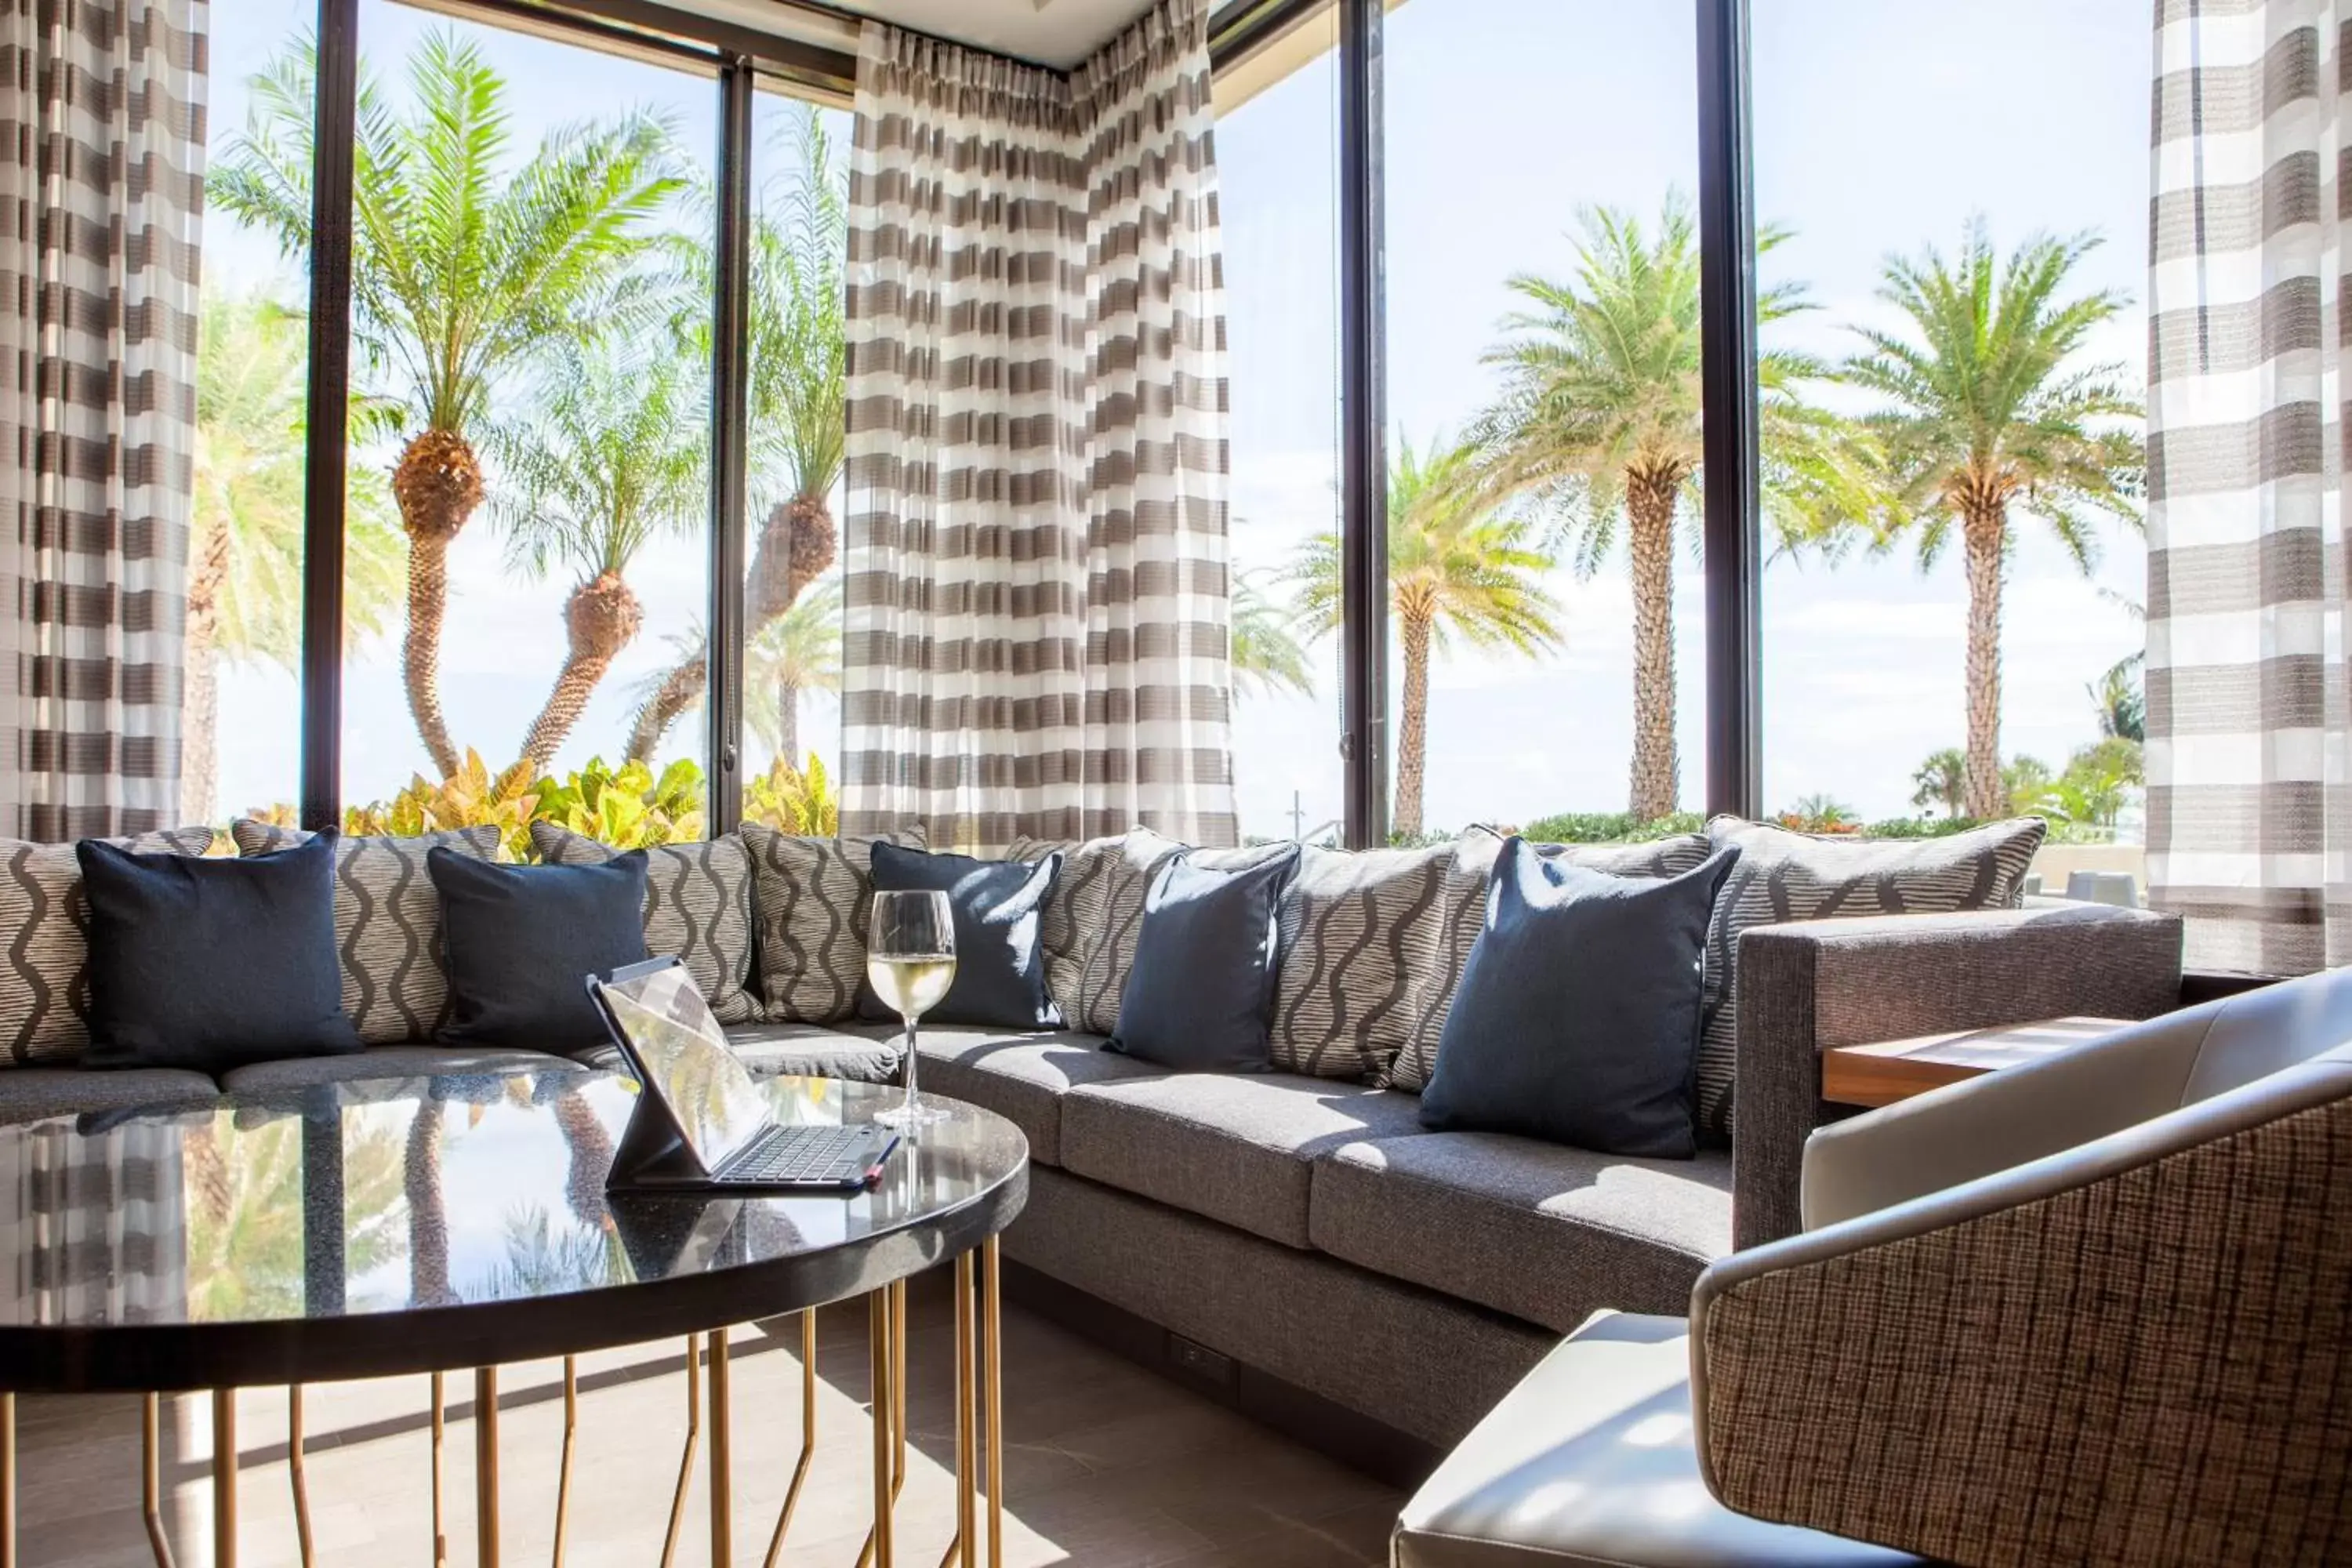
[
  {"xmin": 1386, "ymin": 828, "xmax": 1717, "ymax": 1093},
  {"xmin": 1268, "ymin": 843, "xmax": 1452, "ymax": 1082},
  {"xmin": 1695, "ymin": 815, "xmax": 2045, "ymax": 1138},
  {"xmin": 740, "ymin": 822, "xmax": 926, "ymax": 1025},
  {"xmin": 532, "ymin": 826, "xmax": 759, "ymax": 1025},
  {"xmin": 0, "ymin": 826, "xmax": 215, "ymax": 1065},
  {"xmin": 233, "ymin": 821, "xmax": 500, "ymax": 1045}
]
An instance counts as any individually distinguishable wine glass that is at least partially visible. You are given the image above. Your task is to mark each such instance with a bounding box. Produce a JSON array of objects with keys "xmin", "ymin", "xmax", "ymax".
[{"xmin": 868, "ymin": 890, "xmax": 956, "ymax": 1127}]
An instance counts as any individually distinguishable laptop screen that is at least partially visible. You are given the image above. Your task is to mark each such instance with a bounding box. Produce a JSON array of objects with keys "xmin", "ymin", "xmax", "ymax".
[{"xmin": 596, "ymin": 963, "xmax": 772, "ymax": 1173}]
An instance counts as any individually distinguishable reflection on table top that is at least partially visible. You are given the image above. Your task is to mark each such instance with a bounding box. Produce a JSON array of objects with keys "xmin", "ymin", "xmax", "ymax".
[{"xmin": 0, "ymin": 1071, "xmax": 1025, "ymax": 1347}]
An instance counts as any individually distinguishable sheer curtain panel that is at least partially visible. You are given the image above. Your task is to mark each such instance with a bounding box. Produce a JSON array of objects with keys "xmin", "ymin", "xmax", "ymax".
[
  {"xmin": 841, "ymin": 0, "xmax": 1235, "ymax": 851},
  {"xmin": 2147, "ymin": 0, "xmax": 2348, "ymax": 972},
  {"xmin": 0, "ymin": 0, "xmax": 205, "ymax": 839}
]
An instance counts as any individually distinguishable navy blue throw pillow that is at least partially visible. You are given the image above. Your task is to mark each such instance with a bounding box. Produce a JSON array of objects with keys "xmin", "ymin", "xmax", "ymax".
[
  {"xmin": 78, "ymin": 829, "xmax": 362, "ymax": 1073},
  {"xmin": 1421, "ymin": 837, "xmax": 1740, "ymax": 1158},
  {"xmin": 855, "ymin": 842, "xmax": 1063, "ymax": 1029},
  {"xmin": 429, "ymin": 847, "xmax": 650, "ymax": 1052},
  {"xmin": 1109, "ymin": 846, "xmax": 1303, "ymax": 1073}
]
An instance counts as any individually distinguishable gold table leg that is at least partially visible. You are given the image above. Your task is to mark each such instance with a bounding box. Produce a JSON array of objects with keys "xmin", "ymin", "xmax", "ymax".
[
  {"xmin": 954, "ymin": 1253, "xmax": 976, "ymax": 1568},
  {"xmin": 710, "ymin": 1328, "xmax": 732, "ymax": 1568},
  {"xmin": 2, "ymin": 1391, "xmax": 16, "ymax": 1568},
  {"xmin": 867, "ymin": 1290, "xmax": 894, "ymax": 1568},
  {"xmin": 982, "ymin": 1238, "xmax": 1002, "ymax": 1568},
  {"xmin": 475, "ymin": 1368, "xmax": 499, "ymax": 1568},
  {"xmin": 212, "ymin": 1389, "xmax": 238, "ymax": 1568},
  {"xmin": 760, "ymin": 1312, "xmax": 817, "ymax": 1568},
  {"xmin": 289, "ymin": 1387, "xmax": 314, "ymax": 1568},
  {"xmin": 430, "ymin": 1372, "xmax": 448, "ymax": 1568},
  {"xmin": 141, "ymin": 1394, "xmax": 174, "ymax": 1568},
  {"xmin": 858, "ymin": 1285, "xmax": 910, "ymax": 1568},
  {"xmin": 660, "ymin": 1335, "xmax": 702, "ymax": 1568},
  {"xmin": 553, "ymin": 1358, "xmax": 577, "ymax": 1568}
]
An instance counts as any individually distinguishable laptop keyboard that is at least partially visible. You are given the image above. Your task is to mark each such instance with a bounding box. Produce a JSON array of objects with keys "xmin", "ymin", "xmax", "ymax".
[{"xmin": 724, "ymin": 1124, "xmax": 876, "ymax": 1184}]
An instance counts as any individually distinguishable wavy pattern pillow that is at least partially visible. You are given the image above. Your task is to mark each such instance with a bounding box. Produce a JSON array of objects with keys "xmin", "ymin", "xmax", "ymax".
[
  {"xmin": 233, "ymin": 820, "xmax": 501, "ymax": 1045},
  {"xmin": 0, "ymin": 826, "xmax": 215, "ymax": 1065},
  {"xmin": 1385, "ymin": 828, "xmax": 1718, "ymax": 1093},
  {"xmin": 532, "ymin": 825, "xmax": 758, "ymax": 1025},
  {"xmin": 1040, "ymin": 829, "xmax": 1290, "ymax": 1036},
  {"xmin": 1695, "ymin": 815, "xmax": 2045, "ymax": 1138},
  {"xmin": 1269, "ymin": 843, "xmax": 1452, "ymax": 1082},
  {"xmin": 740, "ymin": 822, "xmax": 925, "ymax": 1024}
]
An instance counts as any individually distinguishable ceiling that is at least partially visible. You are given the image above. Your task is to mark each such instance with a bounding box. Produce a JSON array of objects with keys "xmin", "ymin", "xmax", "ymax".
[{"xmin": 722, "ymin": 0, "xmax": 1173, "ymax": 70}]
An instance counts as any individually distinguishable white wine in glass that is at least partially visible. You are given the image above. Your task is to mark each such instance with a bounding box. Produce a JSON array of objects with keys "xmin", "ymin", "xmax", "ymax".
[{"xmin": 869, "ymin": 889, "xmax": 957, "ymax": 1128}]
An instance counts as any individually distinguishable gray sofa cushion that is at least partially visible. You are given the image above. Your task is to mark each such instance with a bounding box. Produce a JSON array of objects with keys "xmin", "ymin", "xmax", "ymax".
[
  {"xmin": 0, "ymin": 1066, "xmax": 220, "ymax": 1125},
  {"xmin": 1059, "ymin": 1071, "xmax": 1427, "ymax": 1248},
  {"xmin": 219, "ymin": 1045, "xmax": 586, "ymax": 1094},
  {"xmin": 1309, "ymin": 1131, "xmax": 1733, "ymax": 1333},
  {"xmin": 739, "ymin": 824, "xmax": 925, "ymax": 1024},
  {"xmin": 911, "ymin": 1027, "xmax": 1165, "ymax": 1166}
]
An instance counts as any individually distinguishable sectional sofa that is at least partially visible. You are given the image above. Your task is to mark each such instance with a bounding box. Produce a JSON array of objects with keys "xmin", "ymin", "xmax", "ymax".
[{"xmin": 0, "ymin": 817, "xmax": 2183, "ymax": 1461}]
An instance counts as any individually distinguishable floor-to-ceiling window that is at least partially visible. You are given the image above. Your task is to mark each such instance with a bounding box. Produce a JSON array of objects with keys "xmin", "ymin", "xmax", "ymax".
[
  {"xmin": 1754, "ymin": 2, "xmax": 2147, "ymax": 884},
  {"xmin": 190, "ymin": 0, "xmax": 322, "ymax": 829},
  {"xmin": 1379, "ymin": 0, "xmax": 1705, "ymax": 846},
  {"xmin": 734, "ymin": 86, "xmax": 856, "ymax": 830},
  {"xmin": 212, "ymin": 3, "xmax": 721, "ymax": 846},
  {"xmin": 1214, "ymin": 5, "xmax": 1347, "ymax": 845}
]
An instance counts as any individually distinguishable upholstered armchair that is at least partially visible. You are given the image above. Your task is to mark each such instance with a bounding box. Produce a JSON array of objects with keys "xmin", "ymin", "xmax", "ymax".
[{"xmin": 1395, "ymin": 967, "xmax": 2352, "ymax": 1568}]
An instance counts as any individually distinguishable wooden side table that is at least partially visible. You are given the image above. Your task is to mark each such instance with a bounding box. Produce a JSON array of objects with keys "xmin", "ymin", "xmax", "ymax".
[{"xmin": 1821, "ymin": 1016, "xmax": 2129, "ymax": 1109}]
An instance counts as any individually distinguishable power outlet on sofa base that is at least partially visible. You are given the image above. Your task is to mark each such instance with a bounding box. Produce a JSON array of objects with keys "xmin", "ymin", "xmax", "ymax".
[{"xmin": 1167, "ymin": 1334, "xmax": 1235, "ymax": 1388}]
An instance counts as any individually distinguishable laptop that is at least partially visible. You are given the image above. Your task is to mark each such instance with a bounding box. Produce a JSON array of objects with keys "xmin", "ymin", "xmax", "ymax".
[{"xmin": 587, "ymin": 957, "xmax": 898, "ymax": 1194}]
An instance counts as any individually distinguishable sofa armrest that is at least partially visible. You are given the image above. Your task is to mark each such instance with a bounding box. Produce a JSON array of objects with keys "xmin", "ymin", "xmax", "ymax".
[
  {"xmin": 1731, "ymin": 903, "xmax": 2181, "ymax": 1248},
  {"xmin": 1689, "ymin": 1050, "xmax": 2352, "ymax": 1564}
]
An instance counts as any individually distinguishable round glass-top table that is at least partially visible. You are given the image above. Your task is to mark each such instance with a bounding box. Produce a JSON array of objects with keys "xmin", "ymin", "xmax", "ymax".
[{"xmin": 0, "ymin": 1066, "xmax": 1029, "ymax": 1568}]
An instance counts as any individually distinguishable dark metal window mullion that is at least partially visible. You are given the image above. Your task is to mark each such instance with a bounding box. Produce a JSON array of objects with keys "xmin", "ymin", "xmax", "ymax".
[
  {"xmin": 298, "ymin": 0, "xmax": 361, "ymax": 833},
  {"xmin": 1697, "ymin": 0, "xmax": 1763, "ymax": 821},
  {"xmin": 1338, "ymin": 0, "xmax": 1388, "ymax": 850},
  {"xmin": 707, "ymin": 57, "xmax": 754, "ymax": 834}
]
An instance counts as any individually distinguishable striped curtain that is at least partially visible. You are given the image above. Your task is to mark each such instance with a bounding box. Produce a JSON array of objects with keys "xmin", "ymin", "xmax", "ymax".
[
  {"xmin": 841, "ymin": 0, "xmax": 1236, "ymax": 851},
  {"xmin": 0, "ymin": 0, "xmax": 205, "ymax": 842},
  {"xmin": 2146, "ymin": 0, "xmax": 2352, "ymax": 972}
]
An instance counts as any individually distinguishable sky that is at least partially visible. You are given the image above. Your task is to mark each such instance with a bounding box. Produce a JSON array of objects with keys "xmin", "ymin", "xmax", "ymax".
[{"xmin": 205, "ymin": 0, "xmax": 2151, "ymax": 837}]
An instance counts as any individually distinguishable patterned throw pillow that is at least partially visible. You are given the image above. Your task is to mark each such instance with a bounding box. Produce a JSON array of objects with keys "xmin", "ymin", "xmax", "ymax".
[
  {"xmin": 233, "ymin": 821, "xmax": 501, "ymax": 1045},
  {"xmin": 1268, "ymin": 843, "xmax": 1452, "ymax": 1082},
  {"xmin": 531, "ymin": 825, "xmax": 759, "ymax": 1025},
  {"xmin": 740, "ymin": 822, "xmax": 925, "ymax": 1024},
  {"xmin": 0, "ymin": 826, "xmax": 216, "ymax": 1065},
  {"xmin": 1385, "ymin": 827, "xmax": 1718, "ymax": 1093},
  {"xmin": 1696, "ymin": 814, "xmax": 2045, "ymax": 1138},
  {"xmin": 1040, "ymin": 829, "xmax": 1290, "ymax": 1036}
]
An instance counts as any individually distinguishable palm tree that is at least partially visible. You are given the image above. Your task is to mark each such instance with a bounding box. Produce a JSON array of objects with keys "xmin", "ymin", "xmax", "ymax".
[
  {"xmin": 2090, "ymin": 656, "xmax": 2145, "ymax": 743},
  {"xmin": 746, "ymin": 578, "xmax": 844, "ymax": 767},
  {"xmin": 187, "ymin": 292, "xmax": 403, "ymax": 822},
  {"xmin": 1838, "ymin": 223, "xmax": 2141, "ymax": 818},
  {"xmin": 630, "ymin": 104, "xmax": 847, "ymax": 763},
  {"xmin": 1911, "ymin": 747, "xmax": 1966, "ymax": 819},
  {"xmin": 1229, "ymin": 571, "xmax": 1314, "ymax": 699},
  {"xmin": 502, "ymin": 342, "xmax": 705, "ymax": 775},
  {"xmin": 211, "ymin": 31, "xmax": 684, "ymax": 779},
  {"xmin": 1471, "ymin": 194, "xmax": 1864, "ymax": 821},
  {"xmin": 1287, "ymin": 436, "xmax": 1560, "ymax": 837}
]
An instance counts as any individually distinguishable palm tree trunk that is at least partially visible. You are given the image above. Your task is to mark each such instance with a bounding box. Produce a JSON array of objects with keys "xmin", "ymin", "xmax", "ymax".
[
  {"xmin": 520, "ymin": 572, "xmax": 642, "ymax": 776},
  {"xmin": 1396, "ymin": 612, "xmax": 1432, "ymax": 840},
  {"xmin": 390, "ymin": 427, "xmax": 487, "ymax": 781},
  {"xmin": 551, "ymin": 1090, "xmax": 612, "ymax": 1228},
  {"xmin": 779, "ymin": 676, "xmax": 801, "ymax": 768},
  {"xmin": 179, "ymin": 517, "xmax": 232, "ymax": 824},
  {"xmin": 405, "ymin": 1103, "xmax": 452, "ymax": 1308},
  {"xmin": 1962, "ymin": 503, "xmax": 2007, "ymax": 820},
  {"xmin": 1625, "ymin": 464, "xmax": 1682, "ymax": 822},
  {"xmin": 628, "ymin": 492, "xmax": 835, "ymax": 764}
]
